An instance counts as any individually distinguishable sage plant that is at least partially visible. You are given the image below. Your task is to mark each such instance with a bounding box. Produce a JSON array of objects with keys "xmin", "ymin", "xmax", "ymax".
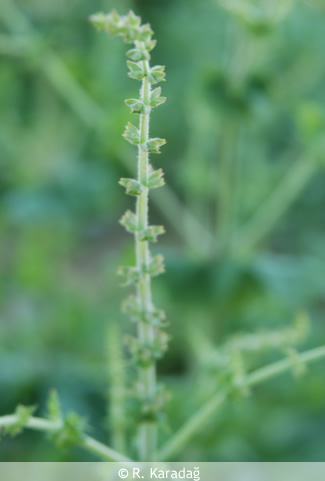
[{"xmin": 90, "ymin": 10, "xmax": 168, "ymax": 462}]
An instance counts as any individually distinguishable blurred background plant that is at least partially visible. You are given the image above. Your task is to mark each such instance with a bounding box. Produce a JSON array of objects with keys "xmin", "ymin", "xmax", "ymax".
[{"xmin": 0, "ymin": 0, "xmax": 325, "ymax": 462}]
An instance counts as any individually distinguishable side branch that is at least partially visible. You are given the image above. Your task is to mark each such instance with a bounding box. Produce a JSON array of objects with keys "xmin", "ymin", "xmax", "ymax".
[
  {"xmin": 0, "ymin": 415, "xmax": 132, "ymax": 462},
  {"xmin": 157, "ymin": 344, "xmax": 325, "ymax": 461}
]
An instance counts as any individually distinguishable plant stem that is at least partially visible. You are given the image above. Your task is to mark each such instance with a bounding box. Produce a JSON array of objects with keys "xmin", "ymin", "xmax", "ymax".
[
  {"xmin": 157, "ymin": 344, "xmax": 325, "ymax": 461},
  {"xmin": 0, "ymin": 415, "xmax": 132, "ymax": 462},
  {"xmin": 107, "ymin": 323, "xmax": 127, "ymax": 454},
  {"xmin": 136, "ymin": 62, "xmax": 157, "ymax": 462},
  {"xmin": 232, "ymin": 151, "xmax": 319, "ymax": 254}
]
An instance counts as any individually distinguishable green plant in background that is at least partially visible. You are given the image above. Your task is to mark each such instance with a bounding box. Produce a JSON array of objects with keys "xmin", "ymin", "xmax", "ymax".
[{"xmin": 1, "ymin": 7, "xmax": 325, "ymax": 464}]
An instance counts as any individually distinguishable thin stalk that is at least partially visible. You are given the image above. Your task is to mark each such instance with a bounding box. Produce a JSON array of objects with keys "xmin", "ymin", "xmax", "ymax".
[
  {"xmin": 136, "ymin": 67, "xmax": 157, "ymax": 461},
  {"xmin": 106, "ymin": 323, "xmax": 127, "ymax": 454},
  {"xmin": 157, "ymin": 344, "xmax": 325, "ymax": 461},
  {"xmin": 0, "ymin": 415, "xmax": 132, "ymax": 462},
  {"xmin": 232, "ymin": 151, "xmax": 319, "ymax": 254}
]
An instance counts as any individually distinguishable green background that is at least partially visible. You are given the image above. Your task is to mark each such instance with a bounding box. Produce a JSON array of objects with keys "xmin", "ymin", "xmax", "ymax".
[{"xmin": 0, "ymin": 0, "xmax": 325, "ymax": 461}]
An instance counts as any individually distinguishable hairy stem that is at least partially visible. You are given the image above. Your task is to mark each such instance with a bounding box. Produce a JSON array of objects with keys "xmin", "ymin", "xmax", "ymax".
[
  {"xmin": 136, "ymin": 63, "xmax": 157, "ymax": 462},
  {"xmin": 0, "ymin": 415, "xmax": 132, "ymax": 462},
  {"xmin": 157, "ymin": 344, "xmax": 325, "ymax": 461}
]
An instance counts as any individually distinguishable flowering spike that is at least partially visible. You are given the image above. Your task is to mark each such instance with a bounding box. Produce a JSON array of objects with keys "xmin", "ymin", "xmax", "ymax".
[
  {"xmin": 119, "ymin": 178, "xmax": 143, "ymax": 196},
  {"xmin": 90, "ymin": 9, "xmax": 168, "ymax": 460}
]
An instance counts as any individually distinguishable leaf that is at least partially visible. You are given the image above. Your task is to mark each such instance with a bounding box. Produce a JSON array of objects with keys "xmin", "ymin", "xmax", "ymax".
[
  {"xmin": 125, "ymin": 99, "xmax": 148, "ymax": 115},
  {"xmin": 147, "ymin": 168, "xmax": 165, "ymax": 189},
  {"xmin": 127, "ymin": 61, "xmax": 145, "ymax": 81},
  {"xmin": 117, "ymin": 266, "xmax": 140, "ymax": 286},
  {"xmin": 119, "ymin": 178, "xmax": 143, "ymax": 196},
  {"xmin": 139, "ymin": 225, "xmax": 165, "ymax": 242},
  {"xmin": 150, "ymin": 87, "xmax": 166, "ymax": 108},
  {"xmin": 148, "ymin": 65, "xmax": 166, "ymax": 84},
  {"xmin": 122, "ymin": 122, "xmax": 141, "ymax": 145},
  {"xmin": 119, "ymin": 210, "xmax": 138, "ymax": 233},
  {"xmin": 147, "ymin": 254, "xmax": 165, "ymax": 277},
  {"xmin": 142, "ymin": 138, "xmax": 166, "ymax": 154}
]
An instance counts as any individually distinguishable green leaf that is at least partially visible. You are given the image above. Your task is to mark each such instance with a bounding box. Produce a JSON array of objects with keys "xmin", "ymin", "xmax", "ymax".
[
  {"xmin": 127, "ymin": 61, "xmax": 145, "ymax": 81},
  {"xmin": 125, "ymin": 98, "xmax": 148, "ymax": 115},
  {"xmin": 122, "ymin": 122, "xmax": 141, "ymax": 145},
  {"xmin": 147, "ymin": 168, "xmax": 165, "ymax": 189},
  {"xmin": 139, "ymin": 225, "xmax": 165, "ymax": 242},
  {"xmin": 119, "ymin": 210, "xmax": 138, "ymax": 233},
  {"xmin": 148, "ymin": 65, "xmax": 166, "ymax": 84},
  {"xmin": 117, "ymin": 266, "xmax": 140, "ymax": 286},
  {"xmin": 147, "ymin": 254, "xmax": 165, "ymax": 277},
  {"xmin": 47, "ymin": 390, "xmax": 62, "ymax": 421},
  {"xmin": 119, "ymin": 178, "xmax": 143, "ymax": 196},
  {"xmin": 127, "ymin": 48, "xmax": 149, "ymax": 62},
  {"xmin": 150, "ymin": 87, "xmax": 166, "ymax": 108}
]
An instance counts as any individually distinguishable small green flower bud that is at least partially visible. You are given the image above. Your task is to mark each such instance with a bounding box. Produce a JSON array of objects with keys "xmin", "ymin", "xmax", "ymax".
[
  {"xmin": 127, "ymin": 47, "xmax": 149, "ymax": 62},
  {"xmin": 117, "ymin": 266, "xmax": 140, "ymax": 286},
  {"xmin": 127, "ymin": 61, "xmax": 146, "ymax": 81},
  {"xmin": 119, "ymin": 210, "xmax": 138, "ymax": 233},
  {"xmin": 122, "ymin": 122, "xmax": 141, "ymax": 145},
  {"xmin": 148, "ymin": 65, "xmax": 166, "ymax": 84},
  {"xmin": 119, "ymin": 178, "xmax": 144, "ymax": 195},
  {"xmin": 125, "ymin": 98, "xmax": 148, "ymax": 115},
  {"xmin": 142, "ymin": 138, "xmax": 166, "ymax": 154},
  {"xmin": 147, "ymin": 254, "xmax": 165, "ymax": 277},
  {"xmin": 150, "ymin": 87, "xmax": 166, "ymax": 108},
  {"xmin": 139, "ymin": 225, "xmax": 165, "ymax": 242},
  {"xmin": 147, "ymin": 167, "xmax": 165, "ymax": 189}
]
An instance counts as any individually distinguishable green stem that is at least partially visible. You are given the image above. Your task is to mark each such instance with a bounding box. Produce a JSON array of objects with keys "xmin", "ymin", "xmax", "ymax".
[
  {"xmin": 0, "ymin": 415, "xmax": 132, "ymax": 462},
  {"xmin": 157, "ymin": 344, "xmax": 325, "ymax": 461},
  {"xmin": 136, "ymin": 63, "xmax": 157, "ymax": 462},
  {"xmin": 232, "ymin": 152, "xmax": 318, "ymax": 254},
  {"xmin": 106, "ymin": 323, "xmax": 127, "ymax": 454}
]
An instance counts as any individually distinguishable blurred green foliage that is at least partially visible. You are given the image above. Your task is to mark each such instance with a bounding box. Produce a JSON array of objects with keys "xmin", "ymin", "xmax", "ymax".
[{"xmin": 0, "ymin": 0, "xmax": 325, "ymax": 461}]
